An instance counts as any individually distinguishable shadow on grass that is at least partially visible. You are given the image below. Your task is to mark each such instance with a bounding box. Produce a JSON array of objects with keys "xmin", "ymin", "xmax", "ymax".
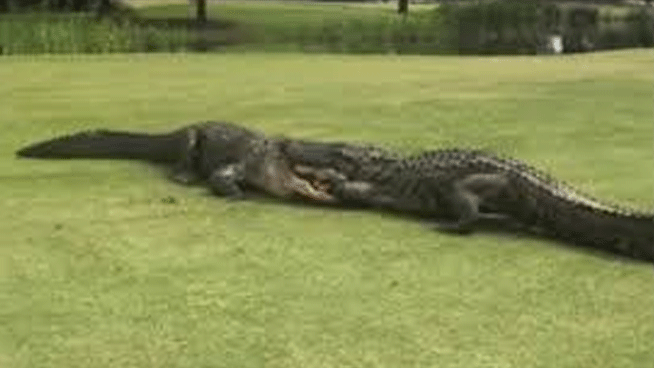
[{"xmin": 188, "ymin": 189, "xmax": 654, "ymax": 267}]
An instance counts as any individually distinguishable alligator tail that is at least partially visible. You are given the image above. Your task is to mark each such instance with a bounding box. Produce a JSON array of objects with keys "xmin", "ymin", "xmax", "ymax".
[
  {"xmin": 16, "ymin": 128, "xmax": 190, "ymax": 164},
  {"xmin": 526, "ymin": 184, "xmax": 654, "ymax": 262}
]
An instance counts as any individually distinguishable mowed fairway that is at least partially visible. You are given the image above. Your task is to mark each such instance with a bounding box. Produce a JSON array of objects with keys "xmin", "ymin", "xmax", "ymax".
[{"xmin": 1, "ymin": 51, "xmax": 653, "ymax": 368}]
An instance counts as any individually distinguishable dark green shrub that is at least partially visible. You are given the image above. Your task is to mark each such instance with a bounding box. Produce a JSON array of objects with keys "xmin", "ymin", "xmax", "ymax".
[
  {"xmin": 294, "ymin": 8, "xmax": 448, "ymax": 55},
  {"xmin": 441, "ymin": 1, "xmax": 540, "ymax": 55},
  {"xmin": 633, "ymin": 8, "xmax": 654, "ymax": 47},
  {"xmin": 0, "ymin": 11, "xmax": 192, "ymax": 54},
  {"xmin": 595, "ymin": 7, "xmax": 653, "ymax": 50},
  {"xmin": 561, "ymin": 7, "xmax": 598, "ymax": 52},
  {"xmin": 439, "ymin": 2, "xmax": 652, "ymax": 55}
]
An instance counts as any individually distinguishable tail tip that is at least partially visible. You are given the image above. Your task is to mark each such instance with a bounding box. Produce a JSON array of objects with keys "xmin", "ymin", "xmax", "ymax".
[{"xmin": 15, "ymin": 145, "xmax": 37, "ymax": 158}]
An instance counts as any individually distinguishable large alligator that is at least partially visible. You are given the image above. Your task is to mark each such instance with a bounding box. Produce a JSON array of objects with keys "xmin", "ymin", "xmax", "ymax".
[
  {"xmin": 282, "ymin": 139, "xmax": 654, "ymax": 262},
  {"xmin": 16, "ymin": 121, "xmax": 654, "ymax": 262},
  {"xmin": 15, "ymin": 121, "xmax": 335, "ymax": 203}
]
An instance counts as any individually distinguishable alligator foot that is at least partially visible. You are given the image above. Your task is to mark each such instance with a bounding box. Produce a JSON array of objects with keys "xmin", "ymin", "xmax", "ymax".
[{"xmin": 207, "ymin": 163, "xmax": 246, "ymax": 199}]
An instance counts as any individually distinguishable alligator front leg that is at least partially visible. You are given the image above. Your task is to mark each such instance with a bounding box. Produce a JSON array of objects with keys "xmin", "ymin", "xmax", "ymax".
[
  {"xmin": 207, "ymin": 162, "xmax": 247, "ymax": 198},
  {"xmin": 431, "ymin": 188, "xmax": 481, "ymax": 234}
]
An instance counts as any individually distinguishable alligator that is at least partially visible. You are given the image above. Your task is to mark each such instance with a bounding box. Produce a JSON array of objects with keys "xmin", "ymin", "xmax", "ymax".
[
  {"xmin": 15, "ymin": 121, "xmax": 335, "ymax": 203},
  {"xmin": 281, "ymin": 139, "xmax": 654, "ymax": 262},
  {"xmin": 16, "ymin": 121, "xmax": 654, "ymax": 262}
]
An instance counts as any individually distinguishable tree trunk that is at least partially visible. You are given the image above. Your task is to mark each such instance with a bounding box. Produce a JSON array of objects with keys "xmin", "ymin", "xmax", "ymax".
[
  {"xmin": 196, "ymin": 0, "xmax": 207, "ymax": 23},
  {"xmin": 398, "ymin": 0, "xmax": 408, "ymax": 14},
  {"xmin": 97, "ymin": 0, "xmax": 111, "ymax": 16}
]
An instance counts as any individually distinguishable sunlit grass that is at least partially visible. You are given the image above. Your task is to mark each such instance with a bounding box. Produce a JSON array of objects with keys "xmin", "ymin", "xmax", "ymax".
[{"xmin": 1, "ymin": 50, "xmax": 653, "ymax": 368}]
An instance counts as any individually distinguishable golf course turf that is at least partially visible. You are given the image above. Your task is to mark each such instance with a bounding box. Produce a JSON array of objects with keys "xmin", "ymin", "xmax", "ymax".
[{"xmin": 1, "ymin": 50, "xmax": 653, "ymax": 367}]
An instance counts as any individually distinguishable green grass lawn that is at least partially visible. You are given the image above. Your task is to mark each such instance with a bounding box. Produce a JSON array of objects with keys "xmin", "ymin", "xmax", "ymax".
[{"xmin": 1, "ymin": 50, "xmax": 653, "ymax": 368}]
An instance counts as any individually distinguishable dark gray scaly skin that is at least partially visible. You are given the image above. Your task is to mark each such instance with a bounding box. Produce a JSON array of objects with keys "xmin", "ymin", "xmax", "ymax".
[
  {"xmin": 282, "ymin": 139, "xmax": 654, "ymax": 262},
  {"xmin": 15, "ymin": 121, "xmax": 335, "ymax": 203},
  {"xmin": 16, "ymin": 122, "xmax": 654, "ymax": 261},
  {"xmin": 185, "ymin": 122, "xmax": 334, "ymax": 202}
]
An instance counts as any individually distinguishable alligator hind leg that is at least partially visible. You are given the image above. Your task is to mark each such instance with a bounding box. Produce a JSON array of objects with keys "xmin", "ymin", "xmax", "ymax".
[
  {"xmin": 432, "ymin": 173, "xmax": 517, "ymax": 234},
  {"xmin": 170, "ymin": 127, "xmax": 202, "ymax": 185}
]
